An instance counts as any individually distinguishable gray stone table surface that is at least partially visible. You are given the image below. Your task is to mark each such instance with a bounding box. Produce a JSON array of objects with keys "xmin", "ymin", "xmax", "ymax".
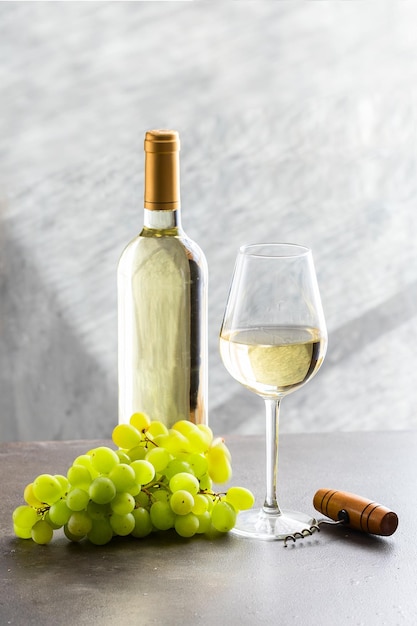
[
  {"xmin": 1, "ymin": 3, "xmax": 417, "ymax": 441},
  {"xmin": 1, "ymin": 431, "xmax": 414, "ymax": 625}
]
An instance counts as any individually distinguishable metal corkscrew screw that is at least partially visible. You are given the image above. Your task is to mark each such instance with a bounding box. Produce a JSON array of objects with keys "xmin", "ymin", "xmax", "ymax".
[{"xmin": 283, "ymin": 489, "xmax": 399, "ymax": 547}]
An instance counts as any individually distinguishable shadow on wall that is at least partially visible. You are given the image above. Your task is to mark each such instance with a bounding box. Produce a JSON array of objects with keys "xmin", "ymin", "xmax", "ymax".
[{"xmin": 0, "ymin": 202, "xmax": 117, "ymax": 442}]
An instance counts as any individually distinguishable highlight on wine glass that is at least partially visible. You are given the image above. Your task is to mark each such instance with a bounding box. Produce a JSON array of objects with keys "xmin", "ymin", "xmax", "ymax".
[{"xmin": 219, "ymin": 243, "xmax": 328, "ymax": 540}]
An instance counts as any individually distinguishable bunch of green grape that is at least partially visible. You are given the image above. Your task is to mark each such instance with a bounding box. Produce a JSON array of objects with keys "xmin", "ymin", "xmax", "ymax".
[{"xmin": 12, "ymin": 415, "xmax": 254, "ymax": 545}]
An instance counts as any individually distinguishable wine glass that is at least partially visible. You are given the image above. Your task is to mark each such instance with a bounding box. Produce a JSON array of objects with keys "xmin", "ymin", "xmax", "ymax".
[{"xmin": 219, "ymin": 243, "xmax": 327, "ymax": 540}]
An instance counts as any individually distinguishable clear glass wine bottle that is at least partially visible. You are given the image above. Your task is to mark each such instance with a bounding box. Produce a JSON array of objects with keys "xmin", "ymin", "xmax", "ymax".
[{"xmin": 118, "ymin": 130, "xmax": 208, "ymax": 428}]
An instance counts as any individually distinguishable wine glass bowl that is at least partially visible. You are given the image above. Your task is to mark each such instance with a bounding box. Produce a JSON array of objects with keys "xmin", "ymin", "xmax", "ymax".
[{"xmin": 219, "ymin": 243, "xmax": 327, "ymax": 540}]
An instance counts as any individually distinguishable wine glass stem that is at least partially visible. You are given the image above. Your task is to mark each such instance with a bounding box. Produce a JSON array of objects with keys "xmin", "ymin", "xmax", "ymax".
[{"xmin": 263, "ymin": 397, "xmax": 282, "ymax": 515}]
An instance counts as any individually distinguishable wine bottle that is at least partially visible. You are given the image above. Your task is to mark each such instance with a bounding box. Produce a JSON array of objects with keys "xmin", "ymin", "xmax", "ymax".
[{"xmin": 118, "ymin": 130, "xmax": 208, "ymax": 427}]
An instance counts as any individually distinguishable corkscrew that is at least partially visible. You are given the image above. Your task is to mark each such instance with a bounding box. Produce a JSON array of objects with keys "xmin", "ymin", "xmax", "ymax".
[{"xmin": 283, "ymin": 489, "xmax": 399, "ymax": 547}]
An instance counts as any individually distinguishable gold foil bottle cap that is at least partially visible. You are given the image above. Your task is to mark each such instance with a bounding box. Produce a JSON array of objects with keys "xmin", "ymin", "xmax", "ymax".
[
  {"xmin": 144, "ymin": 129, "xmax": 180, "ymax": 153},
  {"xmin": 144, "ymin": 129, "xmax": 181, "ymax": 210}
]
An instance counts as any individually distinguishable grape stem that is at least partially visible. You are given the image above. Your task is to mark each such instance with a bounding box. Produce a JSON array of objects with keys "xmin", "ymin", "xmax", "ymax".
[
  {"xmin": 141, "ymin": 481, "xmax": 170, "ymax": 501},
  {"xmin": 200, "ymin": 490, "xmax": 226, "ymax": 502},
  {"xmin": 38, "ymin": 505, "xmax": 50, "ymax": 517},
  {"xmin": 143, "ymin": 435, "xmax": 159, "ymax": 448}
]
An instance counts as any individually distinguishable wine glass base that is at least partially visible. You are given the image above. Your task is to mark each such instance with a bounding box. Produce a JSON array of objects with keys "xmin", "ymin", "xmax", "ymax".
[{"xmin": 230, "ymin": 508, "xmax": 317, "ymax": 541}]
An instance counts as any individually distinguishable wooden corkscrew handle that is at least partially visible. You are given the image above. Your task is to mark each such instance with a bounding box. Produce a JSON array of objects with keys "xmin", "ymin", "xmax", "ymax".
[{"xmin": 313, "ymin": 489, "xmax": 399, "ymax": 536}]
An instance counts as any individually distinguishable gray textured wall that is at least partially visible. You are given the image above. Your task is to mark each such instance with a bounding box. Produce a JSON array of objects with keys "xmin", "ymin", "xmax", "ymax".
[{"xmin": 1, "ymin": 2, "xmax": 417, "ymax": 442}]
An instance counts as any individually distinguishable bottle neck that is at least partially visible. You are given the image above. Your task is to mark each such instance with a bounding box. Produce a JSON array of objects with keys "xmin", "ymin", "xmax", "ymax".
[
  {"xmin": 142, "ymin": 130, "xmax": 182, "ymax": 234},
  {"xmin": 142, "ymin": 208, "xmax": 182, "ymax": 234}
]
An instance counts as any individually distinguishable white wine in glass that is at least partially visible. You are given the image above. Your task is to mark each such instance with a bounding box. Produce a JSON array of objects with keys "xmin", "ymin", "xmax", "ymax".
[{"xmin": 219, "ymin": 243, "xmax": 327, "ymax": 540}]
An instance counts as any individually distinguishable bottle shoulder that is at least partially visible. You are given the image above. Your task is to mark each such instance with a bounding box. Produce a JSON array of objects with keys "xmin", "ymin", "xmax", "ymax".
[
  {"xmin": 121, "ymin": 229, "xmax": 206, "ymax": 258},
  {"xmin": 118, "ymin": 230, "xmax": 207, "ymax": 276}
]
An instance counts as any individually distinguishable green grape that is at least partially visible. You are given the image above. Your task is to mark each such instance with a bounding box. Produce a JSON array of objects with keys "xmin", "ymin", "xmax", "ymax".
[
  {"xmin": 126, "ymin": 445, "xmax": 147, "ymax": 461},
  {"xmin": 172, "ymin": 420, "xmax": 209, "ymax": 454},
  {"xmin": 109, "ymin": 513, "xmax": 135, "ymax": 536},
  {"xmin": 129, "ymin": 412, "xmax": 151, "ymax": 432},
  {"xmin": 89, "ymin": 477, "xmax": 116, "ymax": 505},
  {"xmin": 31, "ymin": 520, "xmax": 54, "ymax": 544},
  {"xmin": 13, "ymin": 505, "xmax": 39, "ymax": 529},
  {"xmin": 187, "ymin": 424, "xmax": 210, "ymax": 454},
  {"xmin": 211, "ymin": 501, "xmax": 237, "ymax": 532},
  {"xmin": 112, "ymin": 423, "xmax": 142, "ymax": 449},
  {"xmin": 66, "ymin": 488, "xmax": 90, "ymax": 512},
  {"xmin": 23, "ymin": 483, "xmax": 43, "ymax": 508},
  {"xmin": 116, "ymin": 450, "xmax": 131, "ymax": 464},
  {"xmin": 169, "ymin": 472, "xmax": 199, "ymax": 496},
  {"xmin": 48, "ymin": 500, "xmax": 72, "ymax": 526},
  {"xmin": 196, "ymin": 511, "xmax": 212, "ymax": 534},
  {"xmin": 206, "ymin": 446, "xmax": 232, "ymax": 484},
  {"xmin": 225, "ymin": 486, "xmax": 255, "ymax": 511},
  {"xmin": 164, "ymin": 459, "xmax": 194, "ymax": 481},
  {"xmin": 198, "ymin": 473, "xmax": 212, "ymax": 491},
  {"xmin": 67, "ymin": 464, "xmax": 92, "ymax": 489},
  {"xmin": 174, "ymin": 513, "xmax": 199, "ymax": 538},
  {"xmin": 54, "ymin": 474, "xmax": 70, "ymax": 494},
  {"xmin": 111, "ymin": 492, "xmax": 135, "ymax": 515},
  {"xmin": 150, "ymin": 501, "xmax": 176, "ymax": 530},
  {"xmin": 90, "ymin": 446, "xmax": 120, "ymax": 474},
  {"xmin": 32, "ymin": 474, "xmax": 64, "ymax": 505},
  {"xmin": 72, "ymin": 451, "xmax": 100, "ymax": 482},
  {"xmin": 73, "ymin": 454, "xmax": 97, "ymax": 476},
  {"xmin": 154, "ymin": 430, "xmax": 191, "ymax": 455},
  {"xmin": 187, "ymin": 453, "xmax": 208, "ymax": 478},
  {"xmin": 128, "ymin": 483, "xmax": 141, "ymax": 497},
  {"xmin": 108, "ymin": 463, "xmax": 137, "ymax": 492},
  {"xmin": 64, "ymin": 525, "xmax": 84, "ymax": 542},
  {"xmin": 211, "ymin": 437, "xmax": 232, "ymax": 461},
  {"xmin": 14, "ymin": 524, "xmax": 33, "ymax": 539},
  {"xmin": 147, "ymin": 421, "xmax": 169, "ymax": 438},
  {"xmin": 131, "ymin": 507, "xmax": 153, "ymax": 538},
  {"xmin": 171, "ymin": 420, "xmax": 195, "ymax": 437},
  {"xmin": 130, "ymin": 460, "xmax": 155, "ymax": 486},
  {"xmin": 151, "ymin": 488, "xmax": 170, "ymax": 503},
  {"xmin": 44, "ymin": 511, "xmax": 62, "ymax": 530},
  {"xmin": 196, "ymin": 424, "xmax": 214, "ymax": 446},
  {"xmin": 67, "ymin": 511, "xmax": 93, "ymax": 537},
  {"xmin": 87, "ymin": 500, "xmax": 111, "ymax": 520},
  {"xmin": 145, "ymin": 447, "xmax": 171, "ymax": 472},
  {"xmin": 135, "ymin": 491, "xmax": 151, "ymax": 509},
  {"xmin": 191, "ymin": 493, "xmax": 209, "ymax": 516},
  {"xmin": 202, "ymin": 493, "xmax": 215, "ymax": 511},
  {"xmin": 87, "ymin": 519, "xmax": 113, "ymax": 545},
  {"xmin": 170, "ymin": 490, "xmax": 194, "ymax": 515}
]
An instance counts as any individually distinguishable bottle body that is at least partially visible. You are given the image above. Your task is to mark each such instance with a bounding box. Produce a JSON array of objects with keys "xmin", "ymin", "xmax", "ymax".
[{"xmin": 118, "ymin": 131, "xmax": 208, "ymax": 427}]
